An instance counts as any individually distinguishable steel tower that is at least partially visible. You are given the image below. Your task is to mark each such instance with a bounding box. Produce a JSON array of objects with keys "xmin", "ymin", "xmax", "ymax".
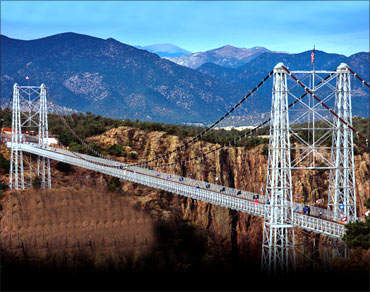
[
  {"xmin": 9, "ymin": 84, "xmax": 24, "ymax": 189},
  {"xmin": 261, "ymin": 63, "xmax": 296, "ymax": 274},
  {"xmin": 328, "ymin": 63, "xmax": 356, "ymax": 222},
  {"xmin": 9, "ymin": 83, "xmax": 51, "ymax": 189}
]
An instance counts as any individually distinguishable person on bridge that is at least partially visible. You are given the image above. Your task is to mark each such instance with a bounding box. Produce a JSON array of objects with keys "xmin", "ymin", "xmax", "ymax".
[
  {"xmin": 303, "ymin": 206, "xmax": 307, "ymax": 215},
  {"xmin": 307, "ymin": 206, "xmax": 311, "ymax": 216}
]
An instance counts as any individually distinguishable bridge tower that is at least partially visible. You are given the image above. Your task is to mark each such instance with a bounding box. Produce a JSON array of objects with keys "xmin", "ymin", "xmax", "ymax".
[
  {"xmin": 260, "ymin": 61, "xmax": 359, "ymax": 273},
  {"xmin": 9, "ymin": 84, "xmax": 24, "ymax": 189},
  {"xmin": 328, "ymin": 63, "xmax": 357, "ymax": 223},
  {"xmin": 9, "ymin": 83, "xmax": 51, "ymax": 190},
  {"xmin": 261, "ymin": 63, "xmax": 296, "ymax": 274}
]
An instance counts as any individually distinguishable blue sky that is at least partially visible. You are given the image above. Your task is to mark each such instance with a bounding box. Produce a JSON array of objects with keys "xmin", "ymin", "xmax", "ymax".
[{"xmin": 1, "ymin": 1, "xmax": 369, "ymax": 56}]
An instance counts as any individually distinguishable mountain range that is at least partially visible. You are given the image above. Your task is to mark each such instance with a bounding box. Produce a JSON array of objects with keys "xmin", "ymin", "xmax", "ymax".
[
  {"xmin": 197, "ymin": 50, "xmax": 369, "ymax": 118},
  {"xmin": 1, "ymin": 32, "xmax": 369, "ymax": 126},
  {"xmin": 165, "ymin": 45, "xmax": 272, "ymax": 69},
  {"xmin": 1, "ymin": 33, "xmax": 251, "ymax": 125}
]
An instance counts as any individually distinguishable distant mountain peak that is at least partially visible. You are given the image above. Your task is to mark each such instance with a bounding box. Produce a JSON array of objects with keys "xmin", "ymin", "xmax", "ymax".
[
  {"xmin": 135, "ymin": 43, "xmax": 192, "ymax": 58},
  {"xmin": 1, "ymin": 33, "xmax": 250, "ymax": 125},
  {"xmin": 166, "ymin": 45, "xmax": 271, "ymax": 69},
  {"xmin": 220, "ymin": 44, "xmax": 235, "ymax": 49}
]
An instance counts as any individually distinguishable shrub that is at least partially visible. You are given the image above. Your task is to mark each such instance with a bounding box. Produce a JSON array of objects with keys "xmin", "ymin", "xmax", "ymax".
[
  {"xmin": 129, "ymin": 151, "xmax": 139, "ymax": 160},
  {"xmin": 56, "ymin": 162, "xmax": 72, "ymax": 173},
  {"xmin": 69, "ymin": 142, "xmax": 83, "ymax": 152},
  {"xmin": 364, "ymin": 198, "xmax": 370, "ymax": 209},
  {"xmin": 342, "ymin": 200, "xmax": 370, "ymax": 249},
  {"xmin": 107, "ymin": 144, "xmax": 126, "ymax": 156},
  {"xmin": 105, "ymin": 176, "xmax": 121, "ymax": 192},
  {"xmin": 0, "ymin": 153, "xmax": 10, "ymax": 172},
  {"xmin": 32, "ymin": 176, "xmax": 41, "ymax": 190},
  {"xmin": 0, "ymin": 181, "xmax": 7, "ymax": 191},
  {"xmin": 87, "ymin": 142, "xmax": 100, "ymax": 157},
  {"xmin": 342, "ymin": 219, "xmax": 370, "ymax": 249},
  {"xmin": 262, "ymin": 144, "xmax": 269, "ymax": 156}
]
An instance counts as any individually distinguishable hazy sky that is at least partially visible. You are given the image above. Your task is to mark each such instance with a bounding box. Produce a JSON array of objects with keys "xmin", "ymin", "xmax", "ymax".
[{"xmin": 1, "ymin": 1, "xmax": 369, "ymax": 55}]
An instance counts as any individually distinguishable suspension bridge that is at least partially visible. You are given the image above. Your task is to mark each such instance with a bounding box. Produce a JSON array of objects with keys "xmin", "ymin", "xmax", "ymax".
[{"xmin": 4, "ymin": 62, "xmax": 370, "ymax": 274}]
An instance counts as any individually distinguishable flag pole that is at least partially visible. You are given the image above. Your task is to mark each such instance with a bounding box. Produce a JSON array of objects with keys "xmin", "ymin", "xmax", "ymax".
[
  {"xmin": 312, "ymin": 45, "xmax": 315, "ymax": 91},
  {"xmin": 313, "ymin": 45, "xmax": 315, "ymax": 73}
]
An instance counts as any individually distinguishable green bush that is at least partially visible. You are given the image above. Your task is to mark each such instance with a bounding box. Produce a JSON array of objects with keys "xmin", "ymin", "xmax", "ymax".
[
  {"xmin": 69, "ymin": 142, "xmax": 83, "ymax": 152},
  {"xmin": 342, "ymin": 219, "xmax": 370, "ymax": 249},
  {"xmin": 107, "ymin": 144, "xmax": 126, "ymax": 156},
  {"xmin": 342, "ymin": 200, "xmax": 370, "ymax": 249},
  {"xmin": 87, "ymin": 142, "xmax": 100, "ymax": 157},
  {"xmin": 244, "ymin": 137, "xmax": 268, "ymax": 150}
]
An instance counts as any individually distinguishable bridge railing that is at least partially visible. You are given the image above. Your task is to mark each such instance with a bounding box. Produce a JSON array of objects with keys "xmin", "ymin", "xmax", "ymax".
[
  {"xmin": 11, "ymin": 142, "xmax": 345, "ymax": 239},
  {"xmin": 21, "ymin": 142, "xmax": 337, "ymax": 221},
  {"xmin": 22, "ymin": 142, "xmax": 338, "ymax": 218},
  {"xmin": 293, "ymin": 212, "xmax": 345, "ymax": 238},
  {"xmin": 68, "ymin": 148, "xmax": 338, "ymax": 222}
]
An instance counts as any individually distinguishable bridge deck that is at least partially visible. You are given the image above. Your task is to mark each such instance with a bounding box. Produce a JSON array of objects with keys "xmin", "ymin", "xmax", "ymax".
[{"xmin": 8, "ymin": 142, "xmax": 346, "ymax": 239}]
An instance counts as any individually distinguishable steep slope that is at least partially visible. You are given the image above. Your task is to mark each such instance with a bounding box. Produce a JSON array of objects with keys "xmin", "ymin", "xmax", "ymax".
[
  {"xmin": 1, "ymin": 126, "xmax": 369, "ymax": 289},
  {"xmin": 166, "ymin": 45, "xmax": 271, "ymax": 69},
  {"xmin": 1, "ymin": 33, "xmax": 251, "ymax": 125}
]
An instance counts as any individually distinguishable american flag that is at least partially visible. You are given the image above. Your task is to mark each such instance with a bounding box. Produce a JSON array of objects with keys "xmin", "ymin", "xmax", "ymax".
[{"xmin": 311, "ymin": 46, "xmax": 315, "ymax": 64}]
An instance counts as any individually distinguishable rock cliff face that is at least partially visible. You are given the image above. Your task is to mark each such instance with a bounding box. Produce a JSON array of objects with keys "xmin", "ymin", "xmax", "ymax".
[
  {"xmin": 1, "ymin": 125, "xmax": 369, "ymax": 276},
  {"xmin": 88, "ymin": 126, "xmax": 370, "ymax": 266}
]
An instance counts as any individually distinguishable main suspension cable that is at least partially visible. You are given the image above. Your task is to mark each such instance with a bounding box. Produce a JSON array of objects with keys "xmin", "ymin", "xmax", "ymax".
[
  {"xmin": 46, "ymin": 71, "xmax": 274, "ymax": 168},
  {"xmin": 46, "ymin": 90, "xmax": 120, "ymax": 162},
  {"xmin": 345, "ymin": 66, "xmax": 370, "ymax": 89},
  {"xmin": 132, "ymin": 70, "xmax": 274, "ymax": 167},
  {"xmin": 153, "ymin": 72, "xmax": 336, "ymax": 170}
]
